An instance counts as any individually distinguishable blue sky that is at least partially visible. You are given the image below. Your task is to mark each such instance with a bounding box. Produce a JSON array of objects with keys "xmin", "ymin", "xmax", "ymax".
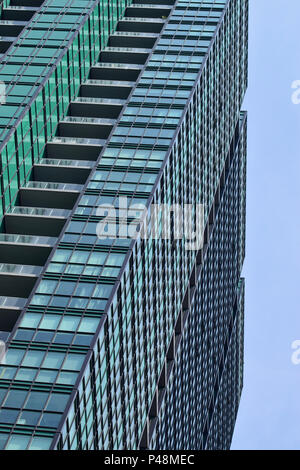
[{"xmin": 231, "ymin": 0, "xmax": 300, "ymax": 450}]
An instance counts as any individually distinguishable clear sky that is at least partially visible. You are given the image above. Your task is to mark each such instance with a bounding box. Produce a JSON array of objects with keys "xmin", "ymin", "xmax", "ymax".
[{"xmin": 231, "ymin": 0, "xmax": 300, "ymax": 450}]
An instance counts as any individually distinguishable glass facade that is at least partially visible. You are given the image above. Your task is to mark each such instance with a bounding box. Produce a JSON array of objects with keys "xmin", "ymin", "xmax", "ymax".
[
  {"xmin": 0, "ymin": 0, "xmax": 248, "ymax": 451},
  {"xmin": 0, "ymin": 0, "xmax": 132, "ymax": 217}
]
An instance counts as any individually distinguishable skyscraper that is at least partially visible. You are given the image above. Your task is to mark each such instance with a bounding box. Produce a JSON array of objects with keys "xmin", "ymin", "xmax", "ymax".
[{"xmin": 0, "ymin": 0, "xmax": 247, "ymax": 451}]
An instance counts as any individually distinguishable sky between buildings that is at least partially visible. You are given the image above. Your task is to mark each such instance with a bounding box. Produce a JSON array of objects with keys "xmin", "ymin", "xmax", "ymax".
[{"xmin": 231, "ymin": 0, "xmax": 300, "ymax": 450}]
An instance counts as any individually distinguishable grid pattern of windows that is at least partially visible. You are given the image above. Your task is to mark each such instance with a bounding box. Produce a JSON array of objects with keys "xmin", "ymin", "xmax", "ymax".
[
  {"xmin": 0, "ymin": 0, "xmax": 135, "ymax": 451},
  {"xmin": 52, "ymin": 0, "xmax": 246, "ymax": 450},
  {"xmin": 0, "ymin": 0, "xmax": 248, "ymax": 451}
]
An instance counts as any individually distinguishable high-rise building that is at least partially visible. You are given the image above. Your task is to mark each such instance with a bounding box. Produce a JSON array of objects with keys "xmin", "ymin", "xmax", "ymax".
[{"xmin": 0, "ymin": 0, "xmax": 247, "ymax": 450}]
